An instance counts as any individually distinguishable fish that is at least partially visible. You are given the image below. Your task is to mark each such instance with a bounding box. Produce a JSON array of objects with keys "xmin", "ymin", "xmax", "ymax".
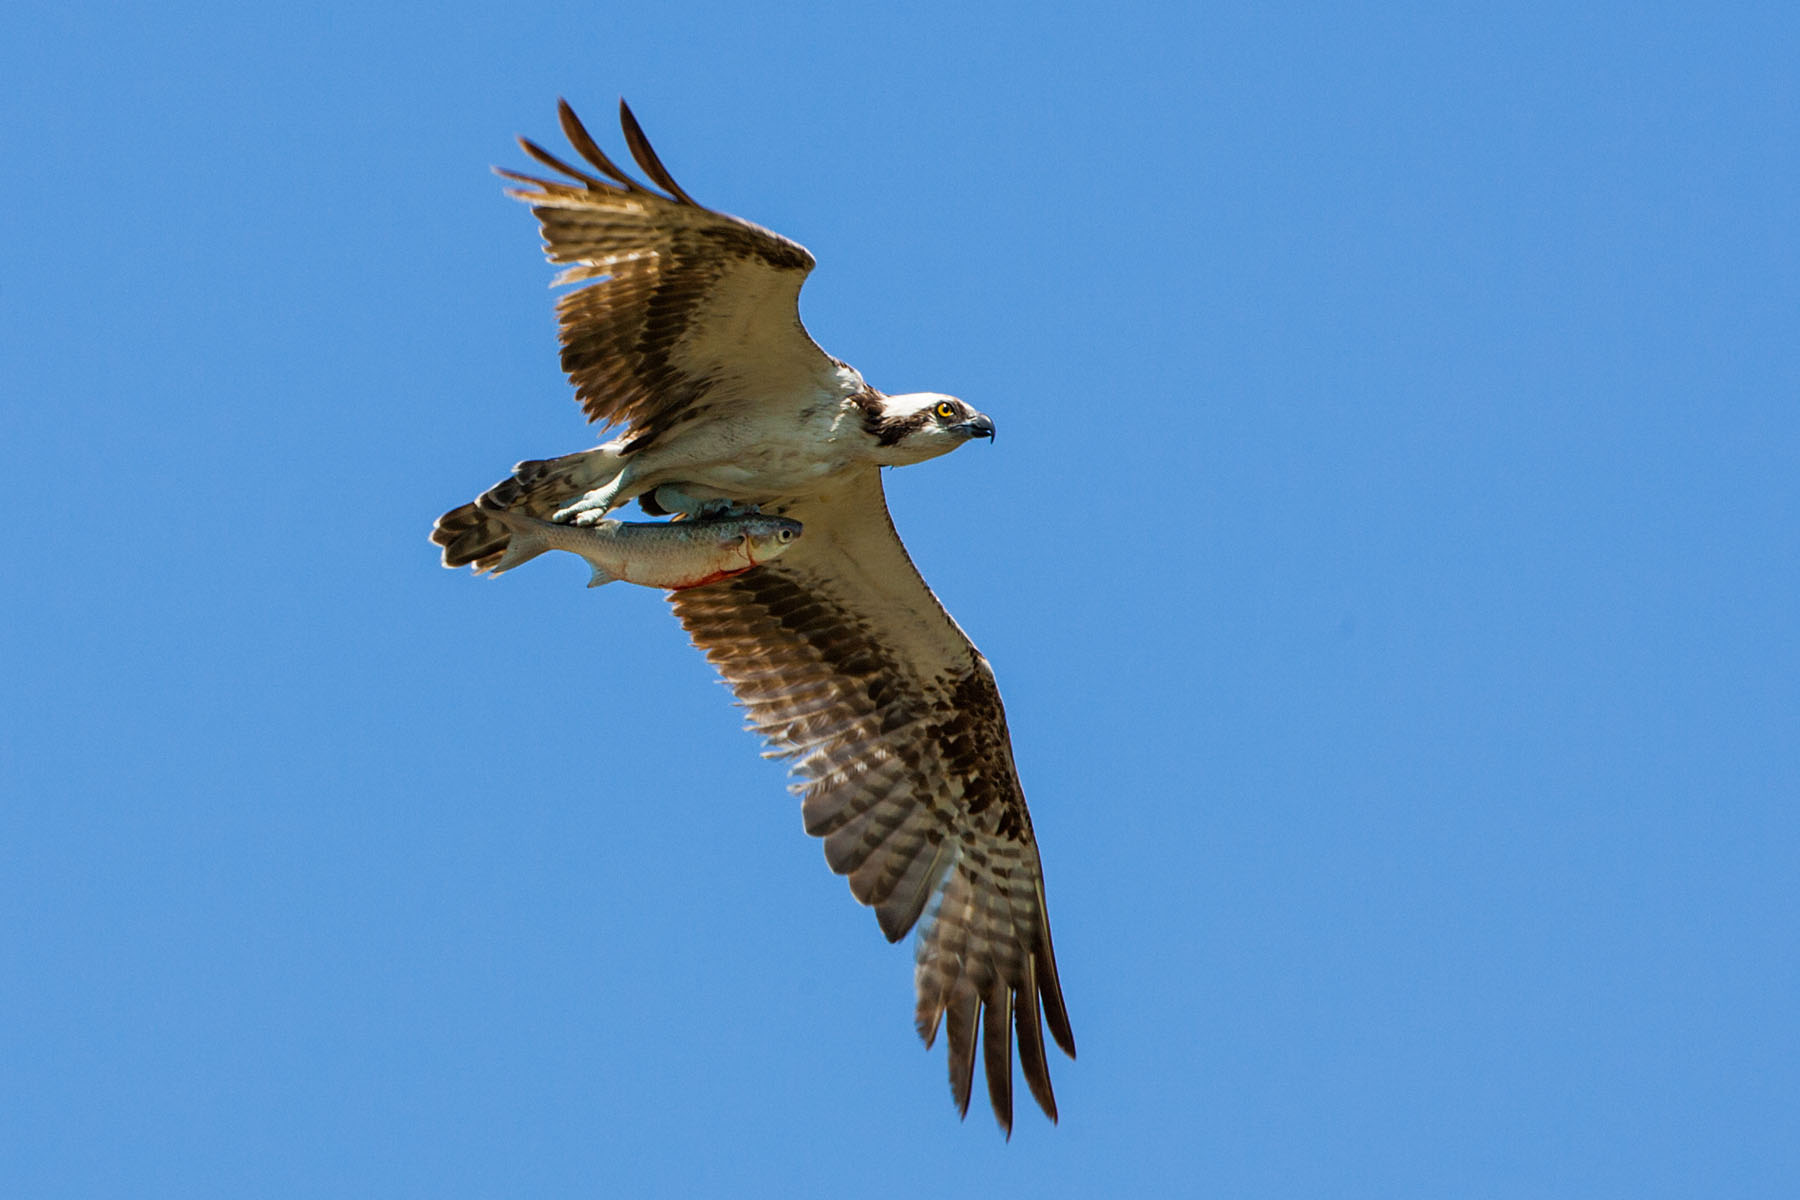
[{"xmin": 480, "ymin": 507, "xmax": 803, "ymax": 590}]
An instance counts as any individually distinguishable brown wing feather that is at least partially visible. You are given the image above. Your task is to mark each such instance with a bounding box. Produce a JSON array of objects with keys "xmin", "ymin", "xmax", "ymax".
[
  {"xmin": 499, "ymin": 101, "xmax": 843, "ymax": 449},
  {"xmin": 669, "ymin": 469, "xmax": 1074, "ymax": 1133},
  {"xmin": 617, "ymin": 98, "xmax": 702, "ymax": 206}
]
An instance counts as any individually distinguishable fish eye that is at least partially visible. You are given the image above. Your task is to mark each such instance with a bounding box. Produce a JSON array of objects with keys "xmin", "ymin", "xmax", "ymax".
[
  {"xmin": 934, "ymin": 400, "xmax": 957, "ymax": 420},
  {"xmin": 777, "ymin": 528, "xmax": 794, "ymax": 543}
]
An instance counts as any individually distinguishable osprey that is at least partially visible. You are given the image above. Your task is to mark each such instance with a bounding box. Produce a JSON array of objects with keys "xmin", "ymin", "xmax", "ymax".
[{"xmin": 433, "ymin": 101, "xmax": 1075, "ymax": 1133}]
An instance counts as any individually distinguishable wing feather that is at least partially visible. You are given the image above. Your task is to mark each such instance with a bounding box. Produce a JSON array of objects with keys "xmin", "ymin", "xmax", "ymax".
[
  {"xmin": 617, "ymin": 98, "xmax": 702, "ymax": 206},
  {"xmin": 982, "ymin": 985, "xmax": 1015, "ymax": 1135},
  {"xmin": 874, "ymin": 837, "xmax": 956, "ymax": 943},
  {"xmin": 500, "ymin": 101, "xmax": 851, "ymax": 447},
  {"xmin": 944, "ymin": 981, "xmax": 981, "ymax": 1118},
  {"xmin": 1012, "ymin": 959, "xmax": 1056, "ymax": 1120},
  {"xmin": 556, "ymin": 98, "xmax": 646, "ymax": 191},
  {"xmin": 516, "ymin": 135, "xmax": 615, "ymax": 191},
  {"xmin": 670, "ymin": 469, "xmax": 1073, "ymax": 1131}
]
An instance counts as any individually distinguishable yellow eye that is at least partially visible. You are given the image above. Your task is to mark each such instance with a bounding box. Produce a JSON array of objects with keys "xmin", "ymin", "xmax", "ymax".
[{"xmin": 934, "ymin": 401, "xmax": 957, "ymax": 420}]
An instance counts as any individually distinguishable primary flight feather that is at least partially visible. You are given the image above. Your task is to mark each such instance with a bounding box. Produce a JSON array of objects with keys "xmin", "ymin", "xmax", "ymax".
[{"xmin": 432, "ymin": 100, "xmax": 1074, "ymax": 1134}]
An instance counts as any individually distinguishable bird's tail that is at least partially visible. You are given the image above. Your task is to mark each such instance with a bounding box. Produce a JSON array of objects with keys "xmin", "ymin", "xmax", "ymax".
[{"xmin": 431, "ymin": 445, "xmax": 624, "ymax": 573}]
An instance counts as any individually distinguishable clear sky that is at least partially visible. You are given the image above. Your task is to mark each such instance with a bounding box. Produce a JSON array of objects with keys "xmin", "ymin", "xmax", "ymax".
[{"xmin": 4, "ymin": 2, "xmax": 1796, "ymax": 1196}]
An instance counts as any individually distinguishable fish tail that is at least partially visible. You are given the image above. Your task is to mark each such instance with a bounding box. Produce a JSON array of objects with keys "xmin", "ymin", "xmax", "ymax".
[{"xmin": 484, "ymin": 507, "xmax": 550, "ymax": 576}]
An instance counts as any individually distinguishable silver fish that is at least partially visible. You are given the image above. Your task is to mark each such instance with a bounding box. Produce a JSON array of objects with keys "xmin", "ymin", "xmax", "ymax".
[{"xmin": 482, "ymin": 508, "xmax": 802, "ymax": 590}]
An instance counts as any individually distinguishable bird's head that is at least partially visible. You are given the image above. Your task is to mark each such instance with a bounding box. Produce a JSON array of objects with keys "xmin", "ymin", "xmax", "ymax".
[{"xmin": 862, "ymin": 392, "xmax": 996, "ymax": 466}]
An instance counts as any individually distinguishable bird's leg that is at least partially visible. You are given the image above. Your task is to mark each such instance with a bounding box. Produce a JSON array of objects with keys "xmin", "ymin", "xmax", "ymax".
[
  {"xmin": 644, "ymin": 482, "xmax": 759, "ymax": 520},
  {"xmin": 552, "ymin": 471, "xmax": 634, "ymax": 526}
]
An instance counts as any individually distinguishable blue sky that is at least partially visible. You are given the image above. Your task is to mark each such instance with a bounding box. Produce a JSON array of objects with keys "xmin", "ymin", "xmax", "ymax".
[{"xmin": 4, "ymin": 2, "xmax": 1796, "ymax": 1196}]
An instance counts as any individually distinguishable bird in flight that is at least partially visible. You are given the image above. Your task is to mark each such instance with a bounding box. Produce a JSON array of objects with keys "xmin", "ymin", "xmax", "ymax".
[{"xmin": 432, "ymin": 100, "xmax": 1075, "ymax": 1133}]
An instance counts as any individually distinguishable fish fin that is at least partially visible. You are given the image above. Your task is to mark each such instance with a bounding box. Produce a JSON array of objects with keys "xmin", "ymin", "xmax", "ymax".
[
  {"xmin": 484, "ymin": 507, "xmax": 549, "ymax": 576},
  {"xmin": 585, "ymin": 565, "xmax": 617, "ymax": 588}
]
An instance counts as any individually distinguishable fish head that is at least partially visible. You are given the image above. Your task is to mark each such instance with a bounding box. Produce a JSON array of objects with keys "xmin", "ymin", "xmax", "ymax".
[{"xmin": 739, "ymin": 515, "xmax": 805, "ymax": 566}]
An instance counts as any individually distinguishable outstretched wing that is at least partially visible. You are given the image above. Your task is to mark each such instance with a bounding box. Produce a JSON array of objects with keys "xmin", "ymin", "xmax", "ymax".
[
  {"xmin": 501, "ymin": 100, "xmax": 855, "ymax": 450},
  {"xmin": 670, "ymin": 469, "xmax": 1075, "ymax": 1134}
]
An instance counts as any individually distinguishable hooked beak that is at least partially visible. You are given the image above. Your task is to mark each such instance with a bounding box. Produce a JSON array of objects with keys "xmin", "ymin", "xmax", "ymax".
[{"xmin": 959, "ymin": 413, "xmax": 996, "ymax": 442}]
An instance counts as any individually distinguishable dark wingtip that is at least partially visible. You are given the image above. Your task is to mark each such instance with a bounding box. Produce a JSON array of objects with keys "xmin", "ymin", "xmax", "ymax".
[
  {"xmin": 618, "ymin": 98, "xmax": 702, "ymax": 207},
  {"xmin": 515, "ymin": 134, "xmax": 613, "ymax": 191},
  {"xmin": 557, "ymin": 98, "xmax": 643, "ymax": 190}
]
